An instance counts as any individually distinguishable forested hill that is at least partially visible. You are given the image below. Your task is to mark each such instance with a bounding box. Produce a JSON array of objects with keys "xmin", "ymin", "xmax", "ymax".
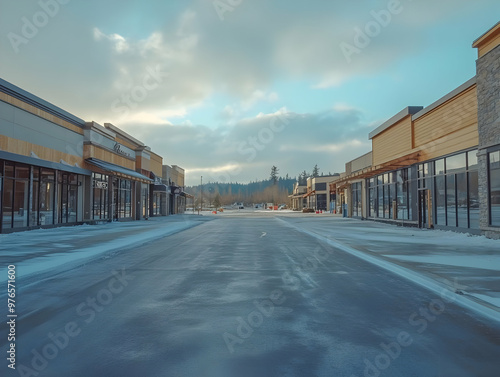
[{"xmin": 185, "ymin": 177, "xmax": 296, "ymax": 205}]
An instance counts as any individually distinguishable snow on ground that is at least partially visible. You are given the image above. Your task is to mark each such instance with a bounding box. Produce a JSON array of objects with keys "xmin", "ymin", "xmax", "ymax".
[
  {"xmin": 0, "ymin": 216, "xmax": 204, "ymax": 279},
  {"xmin": 383, "ymin": 254, "xmax": 500, "ymax": 271},
  {"xmin": 470, "ymin": 293, "xmax": 500, "ymax": 308},
  {"xmin": 277, "ymin": 216, "xmax": 500, "ymax": 322}
]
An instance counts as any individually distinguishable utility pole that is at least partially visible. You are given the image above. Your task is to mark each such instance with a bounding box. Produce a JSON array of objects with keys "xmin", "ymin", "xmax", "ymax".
[{"xmin": 198, "ymin": 176, "xmax": 203, "ymax": 214}]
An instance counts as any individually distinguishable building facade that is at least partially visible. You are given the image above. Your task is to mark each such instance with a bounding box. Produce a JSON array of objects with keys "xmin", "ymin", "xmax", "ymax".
[
  {"xmin": 304, "ymin": 175, "xmax": 340, "ymax": 211},
  {"xmin": 474, "ymin": 22, "xmax": 500, "ymax": 239},
  {"xmin": 289, "ymin": 182, "xmax": 307, "ymax": 210},
  {"xmin": 333, "ymin": 22, "xmax": 500, "ymax": 238},
  {"xmin": 0, "ymin": 78, "xmax": 177, "ymax": 233},
  {"xmin": 161, "ymin": 164, "xmax": 189, "ymax": 215}
]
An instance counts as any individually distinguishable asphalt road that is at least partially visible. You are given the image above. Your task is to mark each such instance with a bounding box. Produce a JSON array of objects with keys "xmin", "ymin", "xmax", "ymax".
[{"xmin": 2, "ymin": 216, "xmax": 500, "ymax": 377}]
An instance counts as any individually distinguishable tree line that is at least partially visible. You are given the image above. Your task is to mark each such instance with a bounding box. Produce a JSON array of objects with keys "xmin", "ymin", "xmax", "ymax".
[{"xmin": 185, "ymin": 164, "xmax": 336, "ymax": 208}]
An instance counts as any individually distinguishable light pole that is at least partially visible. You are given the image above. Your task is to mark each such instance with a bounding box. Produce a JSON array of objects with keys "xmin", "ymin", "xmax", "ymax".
[{"xmin": 200, "ymin": 176, "xmax": 203, "ymax": 212}]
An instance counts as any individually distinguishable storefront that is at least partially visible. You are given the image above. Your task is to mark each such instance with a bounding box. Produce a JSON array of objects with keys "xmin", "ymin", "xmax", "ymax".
[
  {"xmin": 1, "ymin": 77, "xmax": 171, "ymax": 233},
  {"xmin": 0, "ymin": 157, "xmax": 89, "ymax": 233},
  {"xmin": 488, "ymin": 149, "xmax": 500, "ymax": 227},
  {"xmin": 474, "ymin": 22, "xmax": 500, "ymax": 239},
  {"xmin": 0, "ymin": 77, "xmax": 91, "ymax": 233},
  {"xmin": 86, "ymin": 157, "xmax": 152, "ymax": 222}
]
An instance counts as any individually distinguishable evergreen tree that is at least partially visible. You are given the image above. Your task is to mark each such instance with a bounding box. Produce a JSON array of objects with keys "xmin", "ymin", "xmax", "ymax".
[
  {"xmin": 214, "ymin": 193, "xmax": 221, "ymax": 209},
  {"xmin": 312, "ymin": 164, "xmax": 320, "ymax": 177},
  {"xmin": 299, "ymin": 170, "xmax": 308, "ymax": 185},
  {"xmin": 270, "ymin": 166, "xmax": 279, "ymax": 185}
]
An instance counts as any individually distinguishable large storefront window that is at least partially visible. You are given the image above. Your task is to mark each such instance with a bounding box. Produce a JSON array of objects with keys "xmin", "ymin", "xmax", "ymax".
[
  {"xmin": 40, "ymin": 169, "xmax": 55, "ymax": 225},
  {"xmin": 2, "ymin": 163, "xmax": 29, "ymax": 229},
  {"xmin": 58, "ymin": 173, "xmax": 79, "ymax": 224},
  {"xmin": 152, "ymin": 192, "xmax": 162, "ymax": 216},
  {"xmin": 93, "ymin": 173, "xmax": 109, "ymax": 220},
  {"xmin": 120, "ymin": 179, "xmax": 132, "ymax": 219},
  {"xmin": 369, "ymin": 168, "xmax": 411, "ymax": 220},
  {"xmin": 351, "ymin": 182, "xmax": 362, "ymax": 217},
  {"xmin": 113, "ymin": 179, "xmax": 132, "ymax": 219},
  {"xmin": 316, "ymin": 194, "xmax": 327, "ymax": 211},
  {"xmin": 39, "ymin": 169, "xmax": 55, "ymax": 225},
  {"xmin": 2, "ymin": 163, "xmax": 14, "ymax": 230},
  {"xmin": 489, "ymin": 150, "xmax": 500, "ymax": 227},
  {"xmin": 0, "ymin": 163, "xmax": 64, "ymax": 230},
  {"xmin": 433, "ymin": 150, "xmax": 478, "ymax": 229}
]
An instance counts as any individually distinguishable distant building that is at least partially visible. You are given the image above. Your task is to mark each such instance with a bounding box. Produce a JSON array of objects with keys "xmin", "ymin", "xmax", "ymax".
[
  {"xmin": 304, "ymin": 175, "xmax": 340, "ymax": 211},
  {"xmin": 161, "ymin": 164, "xmax": 190, "ymax": 214},
  {"xmin": 289, "ymin": 182, "xmax": 307, "ymax": 210}
]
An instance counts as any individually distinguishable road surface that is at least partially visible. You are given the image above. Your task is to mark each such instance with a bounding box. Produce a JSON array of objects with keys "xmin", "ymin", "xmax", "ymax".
[{"xmin": 2, "ymin": 215, "xmax": 500, "ymax": 377}]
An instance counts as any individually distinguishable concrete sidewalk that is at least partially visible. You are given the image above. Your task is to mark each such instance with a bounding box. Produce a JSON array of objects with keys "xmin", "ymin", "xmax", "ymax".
[
  {"xmin": 0, "ymin": 214, "xmax": 211, "ymax": 279},
  {"xmin": 278, "ymin": 216, "xmax": 500, "ymax": 320}
]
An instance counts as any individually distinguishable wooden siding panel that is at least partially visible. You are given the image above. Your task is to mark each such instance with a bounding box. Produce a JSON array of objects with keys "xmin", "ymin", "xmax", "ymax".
[
  {"xmin": 84, "ymin": 145, "xmax": 135, "ymax": 170},
  {"xmin": 150, "ymin": 158, "xmax": 163, "ymax": 177},
  {"xmin": 418, "ymin": 124, "xmax": 478, "ymax": 162},
  {"xmin": 478, "ymin": 33, "xmax": 500, "ymax": 58},
  {"xmin": 372, "ymin": 116, "xmax": 412, "ymax": 166},
  {"xmin": 414, "ymin": 87, "xmax": 477, "ymax": 148},
  {"xmin": 0, "ymin": 93, "xmax": 84, "ymax": 135},
  {"xmin": 0, "ymin": 135, "xmax": 84, "ymax": 166}
]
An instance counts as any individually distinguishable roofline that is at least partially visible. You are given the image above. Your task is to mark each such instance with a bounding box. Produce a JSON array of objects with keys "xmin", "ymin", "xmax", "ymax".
[
  {"xmin": 104, "ymin": 123, "xmax": 145, "ymax": 147},
  {"xmin": 346, "ymin": 150, "xmax": 372, "ymax": 164},
  {"xmin": 472, "ymin": 21, "xmax": 500, "ymax": 47},
  {"xmin": 369, "ymin": 106, "xmax": 423, "ymax": 140},
  {"xmin": 412, "ymin": 77, "xmax": 476, "ymax": 121},
  {"xmin": 0, "ymin": 77, "xmax": 85, "ymax": 128}
]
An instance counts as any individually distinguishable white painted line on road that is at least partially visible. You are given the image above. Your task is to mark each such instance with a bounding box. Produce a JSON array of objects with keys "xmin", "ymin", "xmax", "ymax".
[{"xmin": 277, "ymin": 218, "xmax": 500, "ymax": 324}]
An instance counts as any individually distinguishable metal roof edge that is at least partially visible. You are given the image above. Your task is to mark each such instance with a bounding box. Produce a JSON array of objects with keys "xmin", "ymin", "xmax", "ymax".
[
  {"xmin": 0, "ymin": 77, "xmax": 85, "ymax": 127},
  {"xmin": 369, "ymin": 106, "xmax": 423, "ymax": 140},
  {"xmin": 411, "ymin": 77, "xmax": 477, "ymax": 121}
]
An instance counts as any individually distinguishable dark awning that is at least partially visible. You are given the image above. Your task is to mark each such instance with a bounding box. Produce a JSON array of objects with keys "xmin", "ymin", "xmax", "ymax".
[
  {"xmin": 86, "ymin": 158, "xmax": 152, "ymax": 183},
  {"xmin": 0, "ymin": 150, "xmax": 91, "ymax": 175},
  {"xmin": 170, "ymin": 186, "xmax": 181, "ymax": 195},
  {"xmin": 153, "ymin": 184, "xmax": 169, "ymax": 192}
]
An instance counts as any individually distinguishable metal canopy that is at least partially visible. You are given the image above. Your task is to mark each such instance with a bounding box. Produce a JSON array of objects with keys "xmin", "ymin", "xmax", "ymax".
[
  {"xmin": 86, "ymin": 158, "xmax": 153, "ymax": 183},
  {"xmin": 333, "ymin": 151, "xmax": 421, "ymax": 189}
]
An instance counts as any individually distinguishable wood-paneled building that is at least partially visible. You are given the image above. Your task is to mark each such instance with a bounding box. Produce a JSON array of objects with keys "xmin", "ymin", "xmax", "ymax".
[
  {"xmin": 0, "ymin": 77, "xmax": 169, "ymax": 233},
  {"xmin": 333, "ymin": 22, "xmax": 500, "ymax": 238}
]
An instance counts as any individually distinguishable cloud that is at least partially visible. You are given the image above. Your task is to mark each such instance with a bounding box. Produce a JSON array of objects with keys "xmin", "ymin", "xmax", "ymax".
[
  {"xmin": 1, "ymin": 0, "xmax": 498, "ymax": 184},
  {"xmin": 122, "ymin": 105, "xmax": 372, "ymax": 185}
]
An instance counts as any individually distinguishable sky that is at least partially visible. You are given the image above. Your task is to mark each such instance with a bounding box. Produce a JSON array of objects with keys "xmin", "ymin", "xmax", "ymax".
[{"xmin": 0, "ymin": 0, "xmax": 499, "ymax": 186}]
